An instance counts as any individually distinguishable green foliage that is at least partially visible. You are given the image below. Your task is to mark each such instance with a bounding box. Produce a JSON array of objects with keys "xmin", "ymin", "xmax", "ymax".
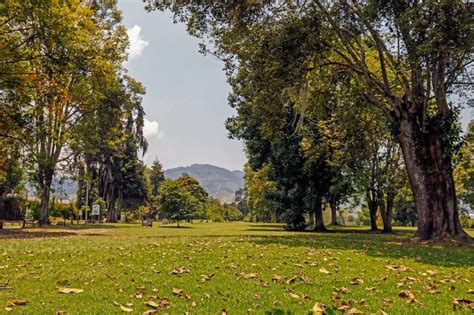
[
  {"xmin": 394, "ymin": 197, "xmax": 418, "ymax": 227},
  {"xmin": 157, "ymin": 179, "xmax": 198, "ymax": 226},
  {"xmin": 454, "ymin": 120, "xmax": 474, "ymax": 211},
  {"xmin": 149, "ymin": 159, "xmax": 165, "ymax": 196}
]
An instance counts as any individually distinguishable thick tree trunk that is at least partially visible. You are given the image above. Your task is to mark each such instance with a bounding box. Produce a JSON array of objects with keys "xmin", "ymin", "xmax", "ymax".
[
  {"xmin": 308, "ymin": 208, "xmax": 315, "ymax": 226},
  {"xmin": 397, "ymin": 114, "xmax": 471, "ymax": 242},
  {"xmin": 330, "ymin": 201, "xmax": 338, "ymax": 225},
  {"xmin": 313, "ymin": 195, "xmax": 326, "ymax": 232},
  {"xmin": 39, "ymin": 179, "xmax": 52, "ymax": 226},
  {"xmin": 378, "ymin": 191, "xmax": 394, "ymax": 233},
  {"xmin": 367, "ymin": 191, "xmax": 378, "ymax": 231},
  {"xmin": 106, "ymin": 189, "xmax": 117, "ymax": 222}
]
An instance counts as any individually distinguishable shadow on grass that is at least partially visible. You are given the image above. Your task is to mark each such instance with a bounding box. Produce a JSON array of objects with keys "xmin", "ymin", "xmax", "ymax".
[
  {"xmin": 159, "ymin": 225, "xmax": 193, "ymax": 229},
  {"xmin": 45, "ymin": 223, "xmax": 138, "ymax": 230},
  {"xmin": 244, "ymin": 231, "xmax": 474, "ymax": 268},
  {"xmin": 0, "ymin": 230, "xmax": 76, "ymax": 239}
]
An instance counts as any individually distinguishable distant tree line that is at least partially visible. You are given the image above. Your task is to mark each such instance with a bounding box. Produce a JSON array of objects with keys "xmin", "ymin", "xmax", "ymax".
[{"xmin": 0, "ymin": 1, "xmax": 147, "ymax": 225}]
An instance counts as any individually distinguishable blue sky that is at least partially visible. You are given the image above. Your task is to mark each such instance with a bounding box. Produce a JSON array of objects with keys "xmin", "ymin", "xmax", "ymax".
[{"xmin": 118, "ymin": 0, "xmax": 247, "ymax": 171}]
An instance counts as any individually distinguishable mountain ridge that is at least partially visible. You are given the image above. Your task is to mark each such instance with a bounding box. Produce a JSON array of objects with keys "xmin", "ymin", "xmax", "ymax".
[{"xmin": 165, "ymin": 164, "xmax": 244, "ymax": 203}]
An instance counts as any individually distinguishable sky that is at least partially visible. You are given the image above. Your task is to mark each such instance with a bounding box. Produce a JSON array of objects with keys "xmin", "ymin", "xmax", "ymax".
[{"xmin": 118, "ymin": 1, "xmax": 247, "ymax": 171}]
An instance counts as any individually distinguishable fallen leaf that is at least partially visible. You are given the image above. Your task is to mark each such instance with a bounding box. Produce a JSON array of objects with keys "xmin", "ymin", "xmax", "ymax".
[
  {"xmin": 365, "ymin": 287, "xmax": 376, "ymax": 291},
  {"xmin": 319, "ymin": 267, "xmax": 331, "ymax": 274},
  {"xmin": 143, "ymin": 311, "xmax": 157, "ymax": 315},
  {"xmin": 272, "ymin": 275, "xmax": 283, "ymax": 282},
  {"xmin": 335, "ymin": 287, "xmax": 351, "ymax": 294},
  {"xmin": 350, "ymin": 278, "xmax": 364, "ymax": 285},
  {"xmin": 200, "ymin": 273, "xmax": 215, "ymax": 282},
  {"xmin": 286, "ymin": 276, "xmax": 298, "ymax": 284},
  {"xmin": 158, "ymin": 298, "xmax": 170, "ymax": 308},
  {"xmin": 312, "ymin": 302, "xmax": 326, "ymax": 315},
  {"xmin": 120, "ymin": 305, "xmax": 133, "ymax": 313},
  {"xmin": 386, "ymin": 265, "xmax": 409, "ymax": 272},
  {"xmin": 58, "ymin": 288, "xmax": 84, "ymax": 294},
  {"xmin": 170, "ymin": 267, "xmax": 190, "ymax": 275},
  {"xmin": 172, "ymin": 288, "xmax": 190, "ymax": 300},
  {"xmin": 399, "ymin": 290, "xmax": 415, "ymax": 299},
  {"xmin": 452, "ymin": 298, "xmax": 474, "ymax": 310},
  {"xmin": 5, "ymin": 307, "xmax": 13, "ymax": 312},
  {"xmin": 9, "ymin": 300, "xmax": 28, "ymax": 306},
  {"xmin": 344, "ymin": 307, "xmax": 363, "ymax": 314},
  {"xmin": 221, "ymin": 308, "xmax": 228, "ymax": 315},
  {"xmin": 468, "ymin": 289, "xmax": 474, "ymax": 294},
  {"xmin": 407, "ymin": 298, "xmax": 424, "ymax": 306},
  {"xmin": 289, "ymin": 293, "xmax": 300, "ymax": 299}
]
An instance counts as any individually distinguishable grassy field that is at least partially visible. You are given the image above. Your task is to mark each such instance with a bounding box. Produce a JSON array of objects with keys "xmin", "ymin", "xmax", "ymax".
[{"xmin": 0, "ymin": 222, "xmax": 473, "ymax": 314}]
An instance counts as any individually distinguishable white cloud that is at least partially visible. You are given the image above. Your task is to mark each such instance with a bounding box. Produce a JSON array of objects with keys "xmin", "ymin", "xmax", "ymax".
[
  {"xmin": 126, "ymin": 25, "xmax": 149, "ymax": 60},
  {"xmin": 143, "ymin": 118, "xmax": 164, "ymax": 139}
]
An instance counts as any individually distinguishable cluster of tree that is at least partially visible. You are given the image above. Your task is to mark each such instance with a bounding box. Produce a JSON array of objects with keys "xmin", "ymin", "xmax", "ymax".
[
  {"xmin": 154, "ymin": 171, "xmax": 243, "ymax": 227},
  {"xmin": 0, "ymin": 1, "xmax": 147, "ymax": 225},
  {"xmin": 148, "ymin": 0, "xmax": 473, "ymax": 242}
]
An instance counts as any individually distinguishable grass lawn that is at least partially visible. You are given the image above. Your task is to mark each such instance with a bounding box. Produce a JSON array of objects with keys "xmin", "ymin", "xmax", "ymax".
[{"xmin": 0, "ymin": 222, "xmax": 473, "ymax": 314}]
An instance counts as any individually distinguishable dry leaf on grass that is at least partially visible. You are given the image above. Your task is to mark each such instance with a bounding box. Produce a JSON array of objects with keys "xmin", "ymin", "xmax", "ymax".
[
  {"xmin": 58, "ymin": 288, "xmax": 84, "ymax": 294},
  {"xmin": 8, "ymin": 300, "xmax": 28, "ymax": 306},
  {"xmin": 120, "ymin": 305, "xmax": 133, "ymax": 313},
  {"xmin": 146, "ymin": 298, "xmax": 170, "ymax": 309},
  {"xmin": 170, "ymin": 267, "xmax": 190, "ymax": 275},
  {"xmin": 172, "ymin": 288, "xmax": 190, "ymax": 300},
  {"xmin": 407, "ymin": 298, "xmax": 424, "ymax": 306},
  {"xmin": 350, "ymin": 278, "xmax": 364, "ymax": 285},
  {"xmin": 312, "ymin": 302, "xmax": 326, "ymax": 315},
  {"xmin": 200, "ymin": 273, "xmax": 215, "ymax": 282},
  {"xmin": 398, "ymin": 290, "xmax": 415, "ymax": 299},
  {"xmin": 334, "ymin": 287, "xmax": 351, "ymax": 294},
  {"xmin": 452, "ymin": 298, "xmax": 474, "ymax": 310},
  {"xmin": 319, "ymin": 267, "xmax": 331, "ymax": 274},
  {"xmin": 289, "ymin": 293, "xmax": 300, "ymax": 299},
  {"xmin": 344, "ymin": 307, "xmax": 363, "ymax": 314}
]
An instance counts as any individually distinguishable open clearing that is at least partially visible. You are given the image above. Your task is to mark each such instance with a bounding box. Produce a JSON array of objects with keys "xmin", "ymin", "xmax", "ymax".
[{"xmin": 0, "ymin": 222, "xmax": 473, "ymax": 314}]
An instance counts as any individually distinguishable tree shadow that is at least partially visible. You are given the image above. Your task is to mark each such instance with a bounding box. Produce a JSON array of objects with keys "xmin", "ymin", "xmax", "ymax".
[
  {"xmin": 159, "ymin": 225, "xmax": 193, "ymax": 229},
  {"xmin": 0, "ymin": 230, "xmax": 76, "ymax": 239},
  {"xmin": 247, "ymin": 232, "xmax": 473, "ymax": 268}
]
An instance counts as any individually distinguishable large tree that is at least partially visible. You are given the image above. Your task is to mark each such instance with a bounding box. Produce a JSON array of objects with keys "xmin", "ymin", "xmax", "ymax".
[{"xmin": 147, "ymin": 0, "xmax": 473, "ymax": 242}]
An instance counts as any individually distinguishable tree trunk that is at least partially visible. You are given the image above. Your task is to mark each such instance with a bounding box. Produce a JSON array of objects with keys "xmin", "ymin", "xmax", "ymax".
[
  {"xmin": 330, "ymin": 201, "xmax": 338, "ymax": 225},
  {"xmin": 378, "ymin": 191, "xmax": 393, "ymax": 233},
  {"xmin": 313, "ymin": 195, "xmax": 326, "ymax": 232},
  {"xmin": 107, "ymin": 189, "xmax": 117, "ymax": 222},
  {"xmin": 39, "ymin": 180, "xmax": 52, "ymax": 226},
  {"xmin": 367, "ymin": 191, "xmax": 378, "ymax": 231},
  {"xmin": 308, "ymin": 208, "xmax": 315, "ymax": 226},
  {"xmin": 397, "ymin": 114, "xmax": 471, "ymax": 242}
]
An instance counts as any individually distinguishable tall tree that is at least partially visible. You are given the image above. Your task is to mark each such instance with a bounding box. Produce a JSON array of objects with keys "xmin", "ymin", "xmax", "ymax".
[{"xmin": 149, "ymin": 158, "xmax": 165, "ymax": 196}]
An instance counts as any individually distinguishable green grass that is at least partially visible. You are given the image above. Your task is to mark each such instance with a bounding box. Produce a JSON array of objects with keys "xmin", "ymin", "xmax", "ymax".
[{"xmin": 0, "ymin": 222, "xmax": 473, "ymax": 314}]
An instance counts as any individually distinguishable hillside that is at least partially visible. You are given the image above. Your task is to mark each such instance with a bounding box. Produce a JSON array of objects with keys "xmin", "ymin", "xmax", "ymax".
[{"xmin": 165, "ymin": 164, "xmax": 244, "ymax": 203}]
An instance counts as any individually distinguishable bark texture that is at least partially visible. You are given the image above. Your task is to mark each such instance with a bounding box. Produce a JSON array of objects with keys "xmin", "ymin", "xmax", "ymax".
[
  {"xmin": 312, "ymin": 195, "xmax": 327, "ymax": 231},
  {"xmin": 397, "ymin": 114, "xmax": 470, "ymax": 242}
]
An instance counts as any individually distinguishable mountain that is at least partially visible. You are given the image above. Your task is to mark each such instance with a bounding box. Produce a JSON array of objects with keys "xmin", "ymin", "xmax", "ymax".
[{"xmin": 165, "ymin": 164, "xmax": 244, "ymax": 203}]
